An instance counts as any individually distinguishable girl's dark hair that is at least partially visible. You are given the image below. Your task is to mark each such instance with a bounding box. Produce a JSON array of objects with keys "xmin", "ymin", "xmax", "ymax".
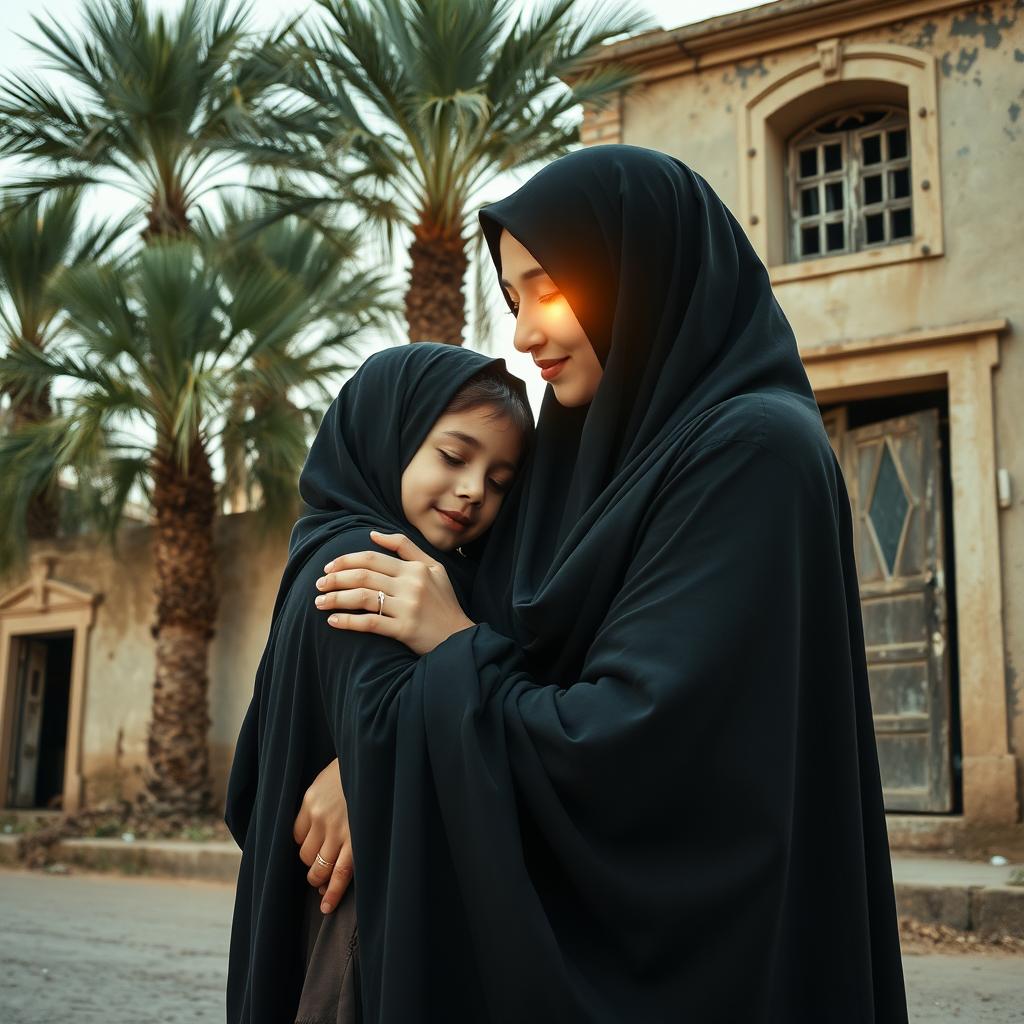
[{"xmin": 444, "ymin": 366, "xmax": 533, "ymax": 437}]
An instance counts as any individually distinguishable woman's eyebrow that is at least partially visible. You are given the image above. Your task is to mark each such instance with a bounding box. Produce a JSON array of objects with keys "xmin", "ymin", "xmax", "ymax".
[{"xmin": 500, "ymin": 267, "xmax": 550, "ymax": 289}]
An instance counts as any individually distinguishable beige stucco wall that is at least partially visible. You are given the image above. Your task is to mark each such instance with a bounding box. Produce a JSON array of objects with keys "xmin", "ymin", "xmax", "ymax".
[
  {"xmin": 615, "ymin": 1, "xmax": 1024, "ymax": 813},
  {"xmin": 1, "ymin": 513, "xmax": 289, "ymax": 809}
]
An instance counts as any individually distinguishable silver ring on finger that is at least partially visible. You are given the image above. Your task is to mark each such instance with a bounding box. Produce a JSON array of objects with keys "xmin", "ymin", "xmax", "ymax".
[
  {"xmin": 377, "ymin": 590, "xmax": 385, "ymax": 615},
  {"xmin": 315, "ymin": 852, "xmax": 335, "ymax": 869}
]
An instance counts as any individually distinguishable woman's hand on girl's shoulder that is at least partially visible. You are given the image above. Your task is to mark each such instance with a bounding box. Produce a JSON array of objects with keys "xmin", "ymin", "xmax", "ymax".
[{"xmin": 315, "ymin": 531, "xmax": 475, "ymax": 656}]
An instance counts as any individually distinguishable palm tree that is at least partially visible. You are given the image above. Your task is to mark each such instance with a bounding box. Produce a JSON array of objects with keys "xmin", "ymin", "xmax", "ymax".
[
  {"xmin": 0, "ymin": 225, "xmax": 395, "ymax": 814},
  {"xmin": 278, "ymin": 0, "xmax": 653, "ymax": 345},
  {"xmin": 0, "ymin": 0, "xmax": 310, "ymax": 241},
  {"xmin": 0, "ymin": 189, "xmax": 128, "ymax": 537}
]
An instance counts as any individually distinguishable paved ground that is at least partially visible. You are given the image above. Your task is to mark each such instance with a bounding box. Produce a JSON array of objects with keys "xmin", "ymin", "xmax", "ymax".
[
  {"xmin": 0, "ymin": 869, "xmax": 230, "ymax": 1023},
  {"xmin": 1, "ymin": 868, "xmax": 1022, "ymax": 1022}
]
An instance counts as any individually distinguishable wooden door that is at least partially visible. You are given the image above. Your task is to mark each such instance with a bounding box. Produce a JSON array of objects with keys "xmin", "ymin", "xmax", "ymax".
[
  {"xmin": 842, "ymin": 411, "xmax": 953, "ymax": 812},
  {"xmin": 7, "ymin": 640, "xmax": 48, "ymax": 808}
]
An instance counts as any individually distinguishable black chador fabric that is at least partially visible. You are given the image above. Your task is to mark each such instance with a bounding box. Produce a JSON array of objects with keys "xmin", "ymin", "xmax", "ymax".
[
  {"xmin": 224, "ymin": 343, "xmax": 525, "ymax": 1023},
  {"xmin": 379, "ymin": 146, "xmax": 903, "ymax": 1020}
]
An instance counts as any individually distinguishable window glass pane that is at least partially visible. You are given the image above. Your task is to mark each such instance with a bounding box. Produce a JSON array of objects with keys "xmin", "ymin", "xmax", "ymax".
[
  {"xmin": 890, "ymin": 167, "xmax": 911, "ymax": 199},
  {"xmin": 799, "ymin": 148, "xmax": 818, "ymax": 179},
  {"xmin": 869, "ymin": 443, "xmax": 910, "ymax": 575},
  {"xmin": 891, "ymin": 207, "xmax": 913, "ymax": 239},
  {"xmin": 801, "ymin": 225, "xmax": 820, "ymax": 256},
  {"xmin": 789, "ymin": 110, "xmax": 913, "ymax": 262}
]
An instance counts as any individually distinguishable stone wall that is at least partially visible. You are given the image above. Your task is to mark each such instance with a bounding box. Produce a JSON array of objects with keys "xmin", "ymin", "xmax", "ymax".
[{"xmin": 1, "ymin": 513, "xmax": 289, "ymax": 809}]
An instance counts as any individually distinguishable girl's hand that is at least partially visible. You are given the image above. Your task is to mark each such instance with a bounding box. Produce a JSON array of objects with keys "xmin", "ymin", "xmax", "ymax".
[
  {"xmin": 293, "ymin": 757, "xmax": 353, "ymax": 914},
  {"xmin": 315, "ymin": 530, "xmax": 475, "ymax": 656}
]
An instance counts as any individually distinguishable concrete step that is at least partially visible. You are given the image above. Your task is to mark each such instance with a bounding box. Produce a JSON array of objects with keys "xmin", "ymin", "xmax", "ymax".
[
  {"xmin": 3, "ymin": 837, "xmax": 1022, "ymax": 937},
  {"xmin": 0, "ymin": 834, "xmax": 240, "ymax": 882},
  {"xmin": 891, "ymin": 854, "xmax": 1024, "ymax": 938}
]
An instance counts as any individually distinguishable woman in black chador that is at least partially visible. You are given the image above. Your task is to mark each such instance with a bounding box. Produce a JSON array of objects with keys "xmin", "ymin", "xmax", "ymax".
[
  {"xmin": 305, "ymin": 145, "xmax": 909, "ymax": 1022},
  {"xmin": 224, "ymin": 343, "xmax": 532, "ymax": 1023}
]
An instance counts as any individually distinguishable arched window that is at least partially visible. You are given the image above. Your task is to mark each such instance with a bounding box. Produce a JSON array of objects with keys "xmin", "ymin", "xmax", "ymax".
[{"xmin": 788, "ymin": 106, "xmax": 912, "ymax": 261}]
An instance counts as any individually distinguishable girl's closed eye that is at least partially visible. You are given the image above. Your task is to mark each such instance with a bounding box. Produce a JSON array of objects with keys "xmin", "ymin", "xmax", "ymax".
[{"xmin": 438, "ymin": 450, "xmax": 463, "ymax": 466}]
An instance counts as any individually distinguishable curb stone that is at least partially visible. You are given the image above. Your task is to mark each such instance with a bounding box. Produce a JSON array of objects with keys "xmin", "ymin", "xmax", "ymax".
[
  {"xmin": 0, "ymin": 834, "xmax": 240, "ymax": 882},
  {"xmin": 2, "ymin": 835, "xmax": 1022, "ymax": 937}
]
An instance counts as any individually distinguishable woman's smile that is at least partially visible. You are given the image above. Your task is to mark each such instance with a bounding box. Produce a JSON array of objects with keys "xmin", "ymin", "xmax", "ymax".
[{"xmin": 536, "ymin": 356, "xmax": 569, "ymax": 381}]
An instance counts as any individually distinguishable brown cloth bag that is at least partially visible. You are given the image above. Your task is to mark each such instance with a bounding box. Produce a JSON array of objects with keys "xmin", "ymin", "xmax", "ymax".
[{"xmin": 296, "ymin": 885, "xmax": 360, "ymax": 1024}]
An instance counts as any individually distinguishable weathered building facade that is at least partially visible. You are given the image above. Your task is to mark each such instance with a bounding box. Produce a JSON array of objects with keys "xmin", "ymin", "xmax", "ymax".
[
  {"xmin": 0, "ymin": 516, "xmax": 289, "ymax": 813},
  {"xmin": 584, "ymin": 0, "xmax": 1024, "ymax": 832},
  {"xmin": 1, "ymin": 0, "xmax": 1021, "ymax": 844}
]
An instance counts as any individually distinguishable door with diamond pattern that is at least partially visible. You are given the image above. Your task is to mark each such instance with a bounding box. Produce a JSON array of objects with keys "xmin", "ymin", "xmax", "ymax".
[{"xmin": 841, "ymin": 410, "xmax": 953, "ymax": 812}]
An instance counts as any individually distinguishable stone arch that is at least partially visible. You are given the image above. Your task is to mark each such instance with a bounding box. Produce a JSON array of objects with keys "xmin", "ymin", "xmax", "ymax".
[{"xmin": 737, "ymin": 41, "xmax": 944, "ymax": 282}]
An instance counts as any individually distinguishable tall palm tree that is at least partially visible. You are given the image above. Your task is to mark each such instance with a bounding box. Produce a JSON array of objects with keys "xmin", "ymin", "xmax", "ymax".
[
  {"xmin": 0, "ymin": 189, "xmax": 128, "ymax": 536},
  {"xmin": 281, "ymin": 0, "xmax": 653, "ymax": 345},
  {"xmin": 0, "ymin": 227, "xmax": 395, "ymax": 814},
  {"xmin": 0, "ymin": 0, "xmax": 310, "ymax": 240}
]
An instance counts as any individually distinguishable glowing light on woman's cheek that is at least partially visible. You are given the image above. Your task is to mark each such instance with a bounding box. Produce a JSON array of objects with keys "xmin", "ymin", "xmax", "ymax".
[{"xmin": 540, "ymin": 295, "xmax": 573, "ymax": 321}]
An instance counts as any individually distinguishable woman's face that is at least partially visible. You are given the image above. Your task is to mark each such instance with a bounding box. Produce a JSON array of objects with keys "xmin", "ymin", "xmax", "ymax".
[
  {"xmin": 498, "ymin": 229, "xmax": 603, "ymax": 408},
  {"xmin": 401, "ymin": 405, "xmax": 523, "ymax": 551}
]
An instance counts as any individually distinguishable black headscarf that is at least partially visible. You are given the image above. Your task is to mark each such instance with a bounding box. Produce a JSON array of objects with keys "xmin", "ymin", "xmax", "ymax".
[
  {"xmin": 348, "ymin": 146, "xmax": 905, "ymax": 1021},
  {"xmin": 475, "ymin": 145, "xmax": 817, "ymax": 679},
  {"xmin": 225, "ymin": 342, "xmax": 527, "ymax": 1023}
]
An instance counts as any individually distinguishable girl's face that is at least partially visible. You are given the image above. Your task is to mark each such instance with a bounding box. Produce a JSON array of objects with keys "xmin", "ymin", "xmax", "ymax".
[
  {"xmin": 498, "ymin": 229, "xmax": 603, "ymax": 408},
  {"xmin": 401, "ymin": 405, "xmax": 523, "ymax": 551}
]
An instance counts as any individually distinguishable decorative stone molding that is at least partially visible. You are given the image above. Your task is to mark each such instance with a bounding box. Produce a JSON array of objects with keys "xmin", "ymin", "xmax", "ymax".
[
  {"xmin": 586, "ymin": 0, "xmax": 969, "ymax": 83},
  {"xmin": 817, "ymin": 37, "xmax": 842, "ymax": 77},
  {"xmin": 737, "ymin": 42, "xmax": 943, "ymax": 281}
]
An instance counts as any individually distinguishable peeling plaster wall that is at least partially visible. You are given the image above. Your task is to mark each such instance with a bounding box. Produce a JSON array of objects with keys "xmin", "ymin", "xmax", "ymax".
[
  {"xmin": 1, "ymin": 513, "xmax": 289, "ymax": 808},
  {"xmin": 620, "ymin": 2, "xmax": 1024, "ymax": 811}
]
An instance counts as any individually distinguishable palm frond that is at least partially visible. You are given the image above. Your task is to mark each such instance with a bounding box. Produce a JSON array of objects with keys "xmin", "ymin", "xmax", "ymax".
[{"xmin": 0, "ymin": 418, "xmax": 68, "ymax": 570}]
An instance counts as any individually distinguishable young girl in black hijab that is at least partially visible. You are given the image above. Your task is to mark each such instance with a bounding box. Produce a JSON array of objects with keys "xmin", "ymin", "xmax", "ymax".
[
  {"xmin": 309, "ymin": 145, "xmax": 909, "ymax": 1023},
  {"xmin": 224, "ymin": 343, "xmax": 531, "ymax": 1024}
]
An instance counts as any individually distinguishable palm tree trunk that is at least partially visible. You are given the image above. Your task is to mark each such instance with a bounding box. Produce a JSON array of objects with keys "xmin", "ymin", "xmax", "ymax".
[
  {"xmin": 142, "ymin": 189, "xmax": 191, "ymax": 241},
  {"xmin": 405, "ymin": 219, "xmax": 467, "ymax": 345},
  {"xmin": 142, "ymin": 439, "xmax": 217, "ymax": 815}
]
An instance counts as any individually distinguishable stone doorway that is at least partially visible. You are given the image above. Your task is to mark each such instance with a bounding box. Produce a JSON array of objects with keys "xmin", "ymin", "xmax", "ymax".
[
  {"xmin": 6, "ymin": 633, "xmax": 74, "ymax": 809},
  {"xmin": 803, "ymin": 319, "xmax": 1016, "ymax": 825},
  {"xmin": 0, "ymin": 558, "xmax": 97, "ymax": 813}
]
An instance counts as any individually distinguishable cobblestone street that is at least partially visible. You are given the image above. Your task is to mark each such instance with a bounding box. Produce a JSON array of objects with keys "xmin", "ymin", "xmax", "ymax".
[{"xmin": 1, "ymin": 868, "xmax": 1022, "ymax": 1023}]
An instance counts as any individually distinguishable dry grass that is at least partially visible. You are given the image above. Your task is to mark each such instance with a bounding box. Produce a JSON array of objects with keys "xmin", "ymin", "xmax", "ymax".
[{"xmin": 899, "ymin": 916, "xmax": 1024, "ymax": 956}]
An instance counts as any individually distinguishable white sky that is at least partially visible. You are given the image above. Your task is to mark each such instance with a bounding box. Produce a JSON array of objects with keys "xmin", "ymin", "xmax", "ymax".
[{"xmin": 0, "ymin": 0, "xmax": 774, "ymax": 412}]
